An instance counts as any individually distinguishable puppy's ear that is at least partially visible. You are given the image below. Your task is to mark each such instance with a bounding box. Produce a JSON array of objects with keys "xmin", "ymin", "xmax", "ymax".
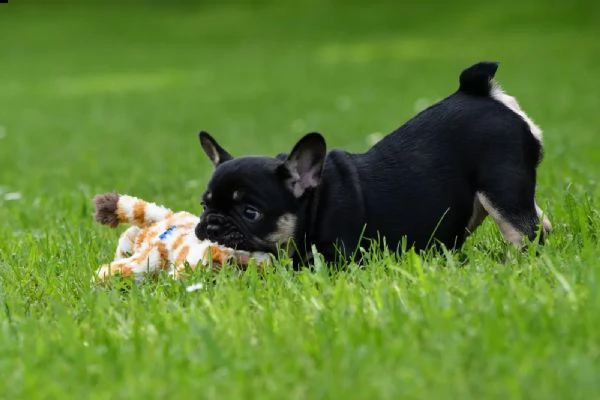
[
  {"xmin": 198, "ymin": 131, "xmax": 233, "ymax": 167},
  {"xmin": 279, "ymin": 132, "xmax": 326, "ymax": 197}
]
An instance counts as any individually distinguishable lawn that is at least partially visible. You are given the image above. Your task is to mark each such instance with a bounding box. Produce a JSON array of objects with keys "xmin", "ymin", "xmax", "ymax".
[{"xmin": 1, "ymin": 0, "xmax": 599, "ymax": 398}]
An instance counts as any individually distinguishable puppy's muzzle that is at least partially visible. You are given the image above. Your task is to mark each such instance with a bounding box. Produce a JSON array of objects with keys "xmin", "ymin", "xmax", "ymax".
[
  {"xmin": 196, "ymin": 213, "xmax": 226, "ymax": 241},
  {"xmin": 205, "ymin": 214, "xmax": 225, "ymax": 237}
]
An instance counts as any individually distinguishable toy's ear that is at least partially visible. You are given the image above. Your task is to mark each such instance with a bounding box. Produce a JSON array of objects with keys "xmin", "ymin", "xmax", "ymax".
[
  {"xmin": 198, "ymin": 131, "xmax": 234, "ymax": 167},
  {"xmin": 277, "ymin": 132, "xmax": 326, "ymax": 198}
]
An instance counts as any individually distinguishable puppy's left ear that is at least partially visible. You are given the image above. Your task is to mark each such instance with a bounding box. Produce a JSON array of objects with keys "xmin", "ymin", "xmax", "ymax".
[
  {"xmin": 279, "ymin": 132, "xmax": 326, "ymax": 198},
  {"xmin": 198, "ymin": 131, "xmax": 234, "ymax": 167}
]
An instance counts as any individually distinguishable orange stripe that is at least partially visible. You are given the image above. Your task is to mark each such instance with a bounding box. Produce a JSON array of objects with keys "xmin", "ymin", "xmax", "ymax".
[
  {"xmin": 135, "ymin": 228, "xmax": 149, "ymax": 247},
  {"xmin": 210, "ymin": 246, "xmax": 232, "ymax": 265},
  {"xmin": 208, "ymin": 246, "xmax": 225, "ymax": 272},
  {"xmin": 116, "ymin": 207, "xmax": 128, "ymax": 224},
  {"xmin": 106, "ymin": 262, "xmax": 132, "ymax": 278},
  {"xmin": 118, "ymin": 265, "xmax": 133, "ymax": 277},
  {"xmin": 177, "ymin": 222, "xmax": 196, "ymax": 229},
  {"xmin": 133, "ymin": 247, "xmax": 152, "ymax": 264},
  {"xmin": 133, "ymin": 200, "xmax": 146, "ymax": 225},
  {"xmin": 176, "ymin": 245, "xmax": 190, "ymax": 265},
  {"xmin": 157, "ymin": 241, "xmax": 169, "ymax": 269},
  {"xmin": 171, "ymin": 234, "xmax": 185, "ymax": 250},
  {"xmin": 143, "ymin": 227, "xmax": 158, "ymax": 245}
]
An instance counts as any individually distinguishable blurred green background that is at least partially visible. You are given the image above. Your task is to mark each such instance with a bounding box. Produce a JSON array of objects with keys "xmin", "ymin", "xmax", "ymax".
[
  {"xmin": 1, "ymin": 1, "xmax": 600, "ymax": 398},
  {"xmin": 1, "ymin": 0, "xmax": 598, "ymax": 211}
]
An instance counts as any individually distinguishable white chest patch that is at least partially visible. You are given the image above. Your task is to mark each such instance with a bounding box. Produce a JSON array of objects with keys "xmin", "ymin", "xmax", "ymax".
[{"xmin": 267, "ymin": 213, "xmax": 297, "ymax": 244}]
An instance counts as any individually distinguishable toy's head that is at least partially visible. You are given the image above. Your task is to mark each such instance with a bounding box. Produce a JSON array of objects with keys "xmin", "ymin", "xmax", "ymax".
[{"xmin": 195, "ymin": 131, "xmax": 326, "ymax": 254}]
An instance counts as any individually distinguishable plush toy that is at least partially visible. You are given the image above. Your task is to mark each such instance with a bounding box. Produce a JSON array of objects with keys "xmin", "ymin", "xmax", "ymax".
[{"xmin": 93, "ymin": 193, "xmax": 272, "ymax": 282}]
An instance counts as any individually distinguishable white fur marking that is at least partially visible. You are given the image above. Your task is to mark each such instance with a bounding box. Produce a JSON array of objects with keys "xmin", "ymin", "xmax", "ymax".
[
  {"xmin": 535, "ymin": 203, "xmax": 553, "ymax": 234},
  {"xmin": 477, "ymin": 192, "xmax": 523, "ymax": 246},
  {"xmin": 467, "ymin": 196, "xmax": 488, "ymax": 233},
  {"xmin": 490, "ymin": 82, "xmax": 543, "ymax": 143},
  {"xmin": 266, "ymin": 213, "xmax": 297, "ymax": 244}
]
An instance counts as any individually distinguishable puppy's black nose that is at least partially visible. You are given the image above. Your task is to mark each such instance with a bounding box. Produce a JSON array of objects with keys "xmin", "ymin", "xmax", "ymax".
[
  {"xmin": 203, "ymin": 214, "xmax": 225, "ymax": 239},
  {"xmin": 206, "ymin": 214, "xmax": 224, "ymax": 225},
  {"xmin": 206, "ymin": 224, "xmax": 222, "ymax": 237}
]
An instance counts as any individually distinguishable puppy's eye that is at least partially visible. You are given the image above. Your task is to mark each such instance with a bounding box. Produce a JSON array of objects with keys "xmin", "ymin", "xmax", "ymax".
[{"xmin": 243, "ymin": 205, "xmax": 262, "ymax": 222}]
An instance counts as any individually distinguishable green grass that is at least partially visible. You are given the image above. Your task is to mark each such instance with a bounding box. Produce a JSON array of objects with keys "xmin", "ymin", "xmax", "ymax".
[{"xmin": 1, "ymin": 1, "xmax": 600, "ymax": 398}]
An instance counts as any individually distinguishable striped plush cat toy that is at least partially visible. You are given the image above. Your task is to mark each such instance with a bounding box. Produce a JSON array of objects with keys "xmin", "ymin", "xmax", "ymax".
[{"xmin": 93, "ymin": 193, "xmax": 272, "ymax": 282}]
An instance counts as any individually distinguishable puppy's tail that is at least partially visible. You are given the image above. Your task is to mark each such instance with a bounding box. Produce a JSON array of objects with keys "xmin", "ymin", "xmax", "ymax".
[
  {"xmin": 93, "ymin": 193, "xmax": 174, "ymax": 228},
  {"xmin": 458, "ymin": 61, "xmax": 499, "ymax": 96}
]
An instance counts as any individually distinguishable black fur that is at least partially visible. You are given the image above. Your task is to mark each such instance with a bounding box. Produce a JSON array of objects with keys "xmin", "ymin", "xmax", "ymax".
[
  {"xmin": 195, "ymin": 61, "xmax": 549, "ymax": 265},
  {"xmin": 458, "ymin": 61, "xmax": 499, "ymax": 96}
]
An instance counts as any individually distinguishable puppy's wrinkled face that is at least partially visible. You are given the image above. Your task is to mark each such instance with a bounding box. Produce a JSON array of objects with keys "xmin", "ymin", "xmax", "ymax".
[
  {"xmin": 196, "ymin": 157, "xmax": 299, "ymax": 252},
  {"xmin": 195, "ymin": 131, "xmax": 326, "ymax": 254}
]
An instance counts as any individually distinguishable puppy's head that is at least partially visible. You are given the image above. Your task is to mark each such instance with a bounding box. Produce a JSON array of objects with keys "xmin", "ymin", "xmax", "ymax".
[{"xmin": 195, "ymin": 131, "xmax": 326, "ymax": 253}]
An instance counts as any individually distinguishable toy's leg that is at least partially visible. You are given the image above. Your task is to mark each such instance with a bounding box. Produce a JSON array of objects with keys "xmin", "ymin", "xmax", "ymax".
[
  {"xmin": 115, "ymin": 226, "xmax": 140, "ymax": 260},
  {"xmin": 169, "ymin": 263, "xmax": 188, "ymax": 279},
  {"xmin": 96, "ymin": 244, "xmax": 168, "ymax": 282},
  {"xmin": 168, "ymin": 245, "xmax": 200, "ymax": 279},
  {"xmin": 167, "ymin": 243, "xmax": 220, "ymax": 279},
  {"xmin": 95, "ymin": 256, "xmax": 139, "ymax": 281}
]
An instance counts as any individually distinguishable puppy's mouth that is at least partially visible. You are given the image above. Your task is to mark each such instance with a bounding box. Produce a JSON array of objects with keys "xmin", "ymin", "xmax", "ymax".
[{"xmin": 195, "ymin": 214, "xmax": 276, "ymax": 253}]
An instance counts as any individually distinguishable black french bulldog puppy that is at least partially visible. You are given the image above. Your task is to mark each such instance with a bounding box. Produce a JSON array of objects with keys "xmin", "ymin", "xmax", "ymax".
[{"xmin": 195, "ymin": 61, "xmax": 552, "ymax": 265}]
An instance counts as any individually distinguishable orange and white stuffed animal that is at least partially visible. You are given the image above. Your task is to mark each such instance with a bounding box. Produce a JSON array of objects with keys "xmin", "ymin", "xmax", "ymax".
[{"xmin": 93, "ymin": 193, "xmax": 272, "ymax": 282}]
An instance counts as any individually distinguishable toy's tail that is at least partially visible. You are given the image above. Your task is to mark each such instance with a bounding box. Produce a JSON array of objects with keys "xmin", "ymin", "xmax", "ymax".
[
  {"xmin": 458, "ymin": 61, "xmax": 499, "ymax": 96},
  {"xmin": 94, "ymin": 193, "xmax": 174, "ymax": 228}
]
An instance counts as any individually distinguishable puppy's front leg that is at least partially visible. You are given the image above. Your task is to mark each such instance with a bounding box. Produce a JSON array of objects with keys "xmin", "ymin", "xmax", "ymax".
[
  {"xmin": 476, "ymin": 192, "xmax": 550, "ymax": 247},
  {"xmin": 535, "ymin": 202, "xmax": 553, "ymax": 236}
]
